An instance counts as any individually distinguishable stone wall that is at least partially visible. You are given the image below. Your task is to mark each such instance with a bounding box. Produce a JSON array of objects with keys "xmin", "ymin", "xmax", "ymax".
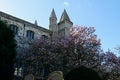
[
  {"xmin": 0, "ymin": 11, "xmax": 52, "ymax": 56},
  {"xmin": 0, "ymin": 11, "xmax": 51, "ymax": 39}
]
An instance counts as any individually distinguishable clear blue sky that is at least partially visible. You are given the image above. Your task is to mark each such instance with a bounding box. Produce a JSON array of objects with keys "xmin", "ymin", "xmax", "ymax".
[{"xmin": 0, "ymin": 0, "xmax": 120, "ymax": 52}]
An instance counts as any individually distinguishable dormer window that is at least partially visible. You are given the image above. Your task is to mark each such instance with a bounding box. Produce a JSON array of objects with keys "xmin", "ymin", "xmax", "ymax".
[
  {"xmin": 10, "ymin": 24, "xmax": 18, "ymax": 35},
  {"xmin": 26, "ymin": 30, "xmax": 34, "ymax": 39}
]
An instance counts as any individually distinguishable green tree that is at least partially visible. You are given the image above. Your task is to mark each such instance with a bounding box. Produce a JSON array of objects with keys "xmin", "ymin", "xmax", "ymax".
[{"xmin": 0, "ymin": 20, "xmax": 16, "ymax": 80}]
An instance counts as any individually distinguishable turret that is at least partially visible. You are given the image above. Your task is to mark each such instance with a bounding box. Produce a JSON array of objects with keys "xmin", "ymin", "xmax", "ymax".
[{"xmin": 49, "ymin": 9, "xmax": 58, "ymax": 38}]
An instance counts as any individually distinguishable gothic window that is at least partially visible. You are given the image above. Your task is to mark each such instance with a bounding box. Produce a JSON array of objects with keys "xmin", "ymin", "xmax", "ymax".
[
  {"xmin": 10, "ymin": 24, "xmax": 18, "ymax": 35},
  {"xmin": 26, "ymin": 30, "xmax": 34, "ymax": 39}
]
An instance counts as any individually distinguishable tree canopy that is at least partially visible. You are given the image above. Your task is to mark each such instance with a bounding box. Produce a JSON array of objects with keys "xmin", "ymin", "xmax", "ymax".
[
  {"xmin": 21, "ymin": 25, "xmax": 101, "ymax": 77},
  {"xmin": 20, "ymin": 25, "xmax": 120, "ymax": 80}
]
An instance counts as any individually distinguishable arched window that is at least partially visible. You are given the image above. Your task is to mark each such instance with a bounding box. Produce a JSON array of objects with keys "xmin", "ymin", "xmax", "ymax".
[
  {"xmin": 10, "ymin": 24, "xmax": 18, "ymax": 35},
  {"xmin": 26, "ymin": 30, "xmax": 34, "ymax": 39}
]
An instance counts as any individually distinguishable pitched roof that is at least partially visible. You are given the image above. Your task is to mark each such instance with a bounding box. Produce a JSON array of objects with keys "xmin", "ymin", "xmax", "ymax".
[{"xmin": 59, "ymin": 9, "xmax": 71, "ymax": 22}]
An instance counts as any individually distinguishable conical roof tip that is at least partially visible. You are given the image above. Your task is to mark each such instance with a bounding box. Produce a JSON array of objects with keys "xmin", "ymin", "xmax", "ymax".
[
  {"xmin": 50, "ymin": 8, "xmax": 57, "ymax": 18},
  {"xmin": 60, "ymin": 9, "xmax": 70, "ymax": 22}
]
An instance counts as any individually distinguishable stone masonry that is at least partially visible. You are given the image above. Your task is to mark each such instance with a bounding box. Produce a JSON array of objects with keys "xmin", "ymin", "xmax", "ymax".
[{"xmin": 0, "ymin": 9, "xmax": 73, "ymax": 78}]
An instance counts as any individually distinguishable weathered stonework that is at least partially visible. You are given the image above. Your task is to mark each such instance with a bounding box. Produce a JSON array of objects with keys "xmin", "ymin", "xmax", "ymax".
[
  {"xmin": 0, "ymin": 9, "xmax": 73, "ymax": 54},
  {"xmin": 49, "ymin": 9, "xmax": 73, "ymax": 38},
  {"xmin": 0, "ymin": 11, "xmax": 51, "ymax": 38},
  {"xmin": 0, "ymin": 9, "xmax": 73, "ymax": 79}
]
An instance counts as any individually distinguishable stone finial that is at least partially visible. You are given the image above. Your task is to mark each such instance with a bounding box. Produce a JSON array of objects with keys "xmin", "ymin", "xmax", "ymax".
[
  {"xmin": 47, "ymin": 71, "xmax": 64, "ymax": 80},
  {"xmin": 35, "ymin": 20, "xmax": 38, "ymax": 25}
]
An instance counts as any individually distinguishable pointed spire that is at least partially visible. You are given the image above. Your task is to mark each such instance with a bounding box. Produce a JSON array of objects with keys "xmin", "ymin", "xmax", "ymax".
[
  {"xmin": 60, "ymin": 9, "xmax": 70, "ymax": 22},
  {"xmin": 50, "ymin": 8, "xmax": 57, "ymax": 18},
  {"xmin": 35, "ymin": 20, "xmax": 38, "ymax": 25}
]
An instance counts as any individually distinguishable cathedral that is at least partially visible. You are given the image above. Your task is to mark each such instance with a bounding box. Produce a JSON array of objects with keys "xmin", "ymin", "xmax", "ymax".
[
  {"xmin": 0, "ymin": 9, "xmax": 73, "ymax": 40},
  {"xmin": 0, "ymin": 9, "xmax": 73, "ymax": 79},
  {"xmin": 49, "ymin": 9, "xmax": 73, "ymax": 38},
  {"xmin": 0, "ymin": 9, "xmax": 73, "ymax": 54}
]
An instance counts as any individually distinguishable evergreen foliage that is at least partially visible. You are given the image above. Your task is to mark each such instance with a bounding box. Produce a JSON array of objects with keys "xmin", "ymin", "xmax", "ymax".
[
  {"xmin": 65, "ymin": 66, "xmax": 102, "ymax": 80},
  {"xmin": 0, "ymin": 19, "xmax": 16, "ymax": 80}
]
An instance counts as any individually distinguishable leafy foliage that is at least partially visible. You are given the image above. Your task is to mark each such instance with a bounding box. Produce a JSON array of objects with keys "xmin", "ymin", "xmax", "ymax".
[{"xmin": 0, "ymin": 20, "xmax": 16, "ymax": 80}]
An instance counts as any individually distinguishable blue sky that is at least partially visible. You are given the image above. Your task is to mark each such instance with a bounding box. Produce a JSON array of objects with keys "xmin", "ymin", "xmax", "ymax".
[{"xmin": 0, "ymin": 0, "xmax": 120, "ymax": 53}]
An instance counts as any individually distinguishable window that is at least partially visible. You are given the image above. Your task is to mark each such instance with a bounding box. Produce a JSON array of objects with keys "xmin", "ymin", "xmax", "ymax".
[
  {"xmin": 10, "ymin": 24, "xmax": 18, "ymax": 35},
  {"xmin": 26, "ymin": 30, "xmax": 34, "ymax": 39},
  {"xmin": 14, "ymin": 67, "xmax": 22, "ymax": 76},
  {"xmin": 41, "ymin": 35, "xmax": 48, "ymax": 40}
]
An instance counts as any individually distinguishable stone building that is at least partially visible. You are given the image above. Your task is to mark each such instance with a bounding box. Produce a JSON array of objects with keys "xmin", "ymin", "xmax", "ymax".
[
  {"xmin": 0, "ymin": 9, "xmax": 73, "ymax": 41},
  {"xmin": 49, "ymin": 9, "xmax": 73, "ymax": 38},
  {"xmin": 0, "ymin": 9, "xmax": 73, "ymax": 54},
  {"xmin": 0, "ymin": 9, "xmax": 73, "ymax": 78}
]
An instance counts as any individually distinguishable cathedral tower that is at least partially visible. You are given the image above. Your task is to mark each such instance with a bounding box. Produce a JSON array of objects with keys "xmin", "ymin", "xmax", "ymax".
[
  {"xmin": 58, "ymin": 9, "xmax": 73, "ymax": 37},
  {"xmin": 49, "ymin": 9, "xmax": 58, "ymax": 38}
]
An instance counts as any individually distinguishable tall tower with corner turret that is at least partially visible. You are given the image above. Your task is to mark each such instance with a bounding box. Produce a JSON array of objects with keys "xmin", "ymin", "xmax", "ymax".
[{"xmin": 49, "ymin": 9, "xmax": 73, "ymax": 38}]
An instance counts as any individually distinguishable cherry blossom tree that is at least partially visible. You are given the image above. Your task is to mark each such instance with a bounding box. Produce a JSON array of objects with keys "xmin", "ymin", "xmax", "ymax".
[
  {"xmin": 99, "ymin": 50, "xmax": 120, "ymax": 80},
  {"xmin": 69, "ymin": 25, "xmax": 101, "ymax": 68},
  {"xmin": 21, "ymin": 25, "xmax": 102, "ymax": 78}
]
